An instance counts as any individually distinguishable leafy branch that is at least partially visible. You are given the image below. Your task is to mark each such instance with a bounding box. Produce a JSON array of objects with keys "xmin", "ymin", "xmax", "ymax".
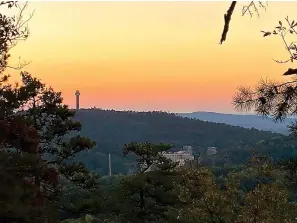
[{"xmin": 261, "ymin": 17, "xmax": 297, "ymax": 65}]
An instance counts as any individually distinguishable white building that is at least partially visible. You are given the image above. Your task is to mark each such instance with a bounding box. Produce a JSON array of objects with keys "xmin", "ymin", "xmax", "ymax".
[
  {"xmin": 143, "ymin": 146, "xmax": 196, "ymax": 173},
  {"xmin": 207, "ymin": 147, "xmax": 217, "ymax": 156},
  {"xmin": 162, "ymin": 150, "xmax": 194, "ymax": 167}
]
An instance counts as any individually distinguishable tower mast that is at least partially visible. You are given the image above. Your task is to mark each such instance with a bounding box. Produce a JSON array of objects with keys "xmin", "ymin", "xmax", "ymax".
[{"xmin": 75, "ymin": 90, "xmax": 80, "ymax": 110}]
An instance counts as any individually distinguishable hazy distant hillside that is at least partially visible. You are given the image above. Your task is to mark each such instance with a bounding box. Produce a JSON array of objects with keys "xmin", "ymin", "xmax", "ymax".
[
  {"xmin": 73, "ymin": 109, "xmax": 297, "ymax": 175},
  {"xmin": 179, "ymin": 112, "xmax": 295, "ymax": 134}
]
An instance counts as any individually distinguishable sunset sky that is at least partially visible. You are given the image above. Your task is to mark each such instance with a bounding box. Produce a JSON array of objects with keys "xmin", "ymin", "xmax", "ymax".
[{"xmin": 6, "ymin": 1, "xmax": 297, "ymax": 113}]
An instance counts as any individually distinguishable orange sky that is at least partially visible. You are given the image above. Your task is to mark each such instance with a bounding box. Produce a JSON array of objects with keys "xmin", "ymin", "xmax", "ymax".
[{"xmin": 5, "ymin": 1, "xmax": 297, "ymax": 113}]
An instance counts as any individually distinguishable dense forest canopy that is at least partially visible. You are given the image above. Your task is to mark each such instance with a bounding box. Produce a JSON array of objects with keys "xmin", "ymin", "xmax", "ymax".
[{"xmin": 74, "ymin": 109, "xmax": 297, "ymax": 175}]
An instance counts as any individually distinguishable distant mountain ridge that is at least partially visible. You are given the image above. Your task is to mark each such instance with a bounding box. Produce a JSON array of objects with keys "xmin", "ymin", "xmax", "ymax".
[{"xmin": 179, "ymin": 112, "xmax": 296, "ymax": 134}]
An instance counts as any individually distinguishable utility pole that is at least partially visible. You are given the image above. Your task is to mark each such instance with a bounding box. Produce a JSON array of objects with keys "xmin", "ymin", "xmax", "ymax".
[{"xmin": 109, "ymin": 153, "xmax": 112, "ymax": 176}]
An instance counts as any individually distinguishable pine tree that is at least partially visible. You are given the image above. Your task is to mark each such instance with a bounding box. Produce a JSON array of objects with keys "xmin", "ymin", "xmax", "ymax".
[
  {"xmin": 0, "ymin": 2, "xmax": 100, "ymax": 221},
  {"xmin": 109, "ymin": 143, "xmax": 181, "ymax": 223}
]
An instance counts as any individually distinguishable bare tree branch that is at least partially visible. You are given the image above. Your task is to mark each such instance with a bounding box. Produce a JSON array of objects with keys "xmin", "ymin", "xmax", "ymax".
[
  {"xmin": 242, "ymin": 1, "xmax": 267, "ymax": 17},
  {"xmin": 6, "ymin": 60, "xmax": 31, "ymax": 70},
  {"xmin": 0, "ymin": 1, "xmax": 32, "ymax": 73},
  {"xmin": 242, "ymin": 1, "xmax": 255, "ymax": 17},
  {"xmin": 220, "ymin": 1, "xmax": 237, "ymax": 44},
  {"xmin": 220, "ymin": 1, "xmax": 268, "ymax": 44}
]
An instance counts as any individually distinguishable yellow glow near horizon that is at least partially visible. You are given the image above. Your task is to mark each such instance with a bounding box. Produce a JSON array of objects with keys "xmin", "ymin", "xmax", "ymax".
[{"xmin": 5, "ymin": 1, "xmax": 297, "ymax": 113}]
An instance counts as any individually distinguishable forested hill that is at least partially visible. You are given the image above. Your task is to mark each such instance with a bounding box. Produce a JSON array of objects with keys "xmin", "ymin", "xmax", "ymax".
[{"xmin": 74, "ymin": 109, "xmax": 297, "ymax": 175}]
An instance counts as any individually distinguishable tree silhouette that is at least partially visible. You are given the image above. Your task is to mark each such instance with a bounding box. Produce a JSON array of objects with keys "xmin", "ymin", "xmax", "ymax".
[
  {"xmin": 0, "ymin": 2, "xmax": 100, "ymax": 221},
  {"xmin": 220, "ymin": 1, "xmax": 297, "ymax": 201},
  {"xmin": 233, "ymin": 17, "xmax": 297, "ymax": 123}
]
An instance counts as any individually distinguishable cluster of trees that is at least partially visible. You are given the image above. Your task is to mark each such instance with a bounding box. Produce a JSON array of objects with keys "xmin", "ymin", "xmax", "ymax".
[
  {"xmin": 63, "ymin": 143, "xmax": 297, "ymax": 223},
  {"xmin": 2, "ymin": 1, "xmax": 297, "ymax": 223},
  {"xmin": 0, "ymin": 2, "xmax": 100, "ymax": 222}
]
